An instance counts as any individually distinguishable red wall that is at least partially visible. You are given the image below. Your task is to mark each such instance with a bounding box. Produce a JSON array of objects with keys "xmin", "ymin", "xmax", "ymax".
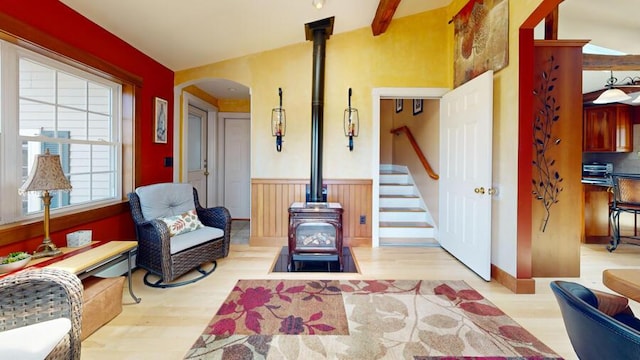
[{"xmin": 0, "ymin": 1, "xmax": 175, "ymax": 253}]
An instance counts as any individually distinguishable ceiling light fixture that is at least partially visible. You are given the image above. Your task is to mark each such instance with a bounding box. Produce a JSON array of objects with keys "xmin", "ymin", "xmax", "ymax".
[
  {"xmin": 312, "ymin": 0, "xmax": 325, "ymax": 9},
  {"xmin": 593, "ymin": 71, "xmax": 634, "ymax": 104}
]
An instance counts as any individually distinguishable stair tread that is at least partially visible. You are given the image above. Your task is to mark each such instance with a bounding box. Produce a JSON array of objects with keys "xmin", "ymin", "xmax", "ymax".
[
  {"xmin": 380, "ymin": 182, "xmax": 412, "ymax": 186},
  {"xmin": 380, "ymin": 221, "xmax": 432, "ymax": 228},
  {"xmin": 380, "ymin": 207, "xmax": 426, "ymax": 212},
  {"xmin": 379, "ymin": 237, "xmax": 440, "ymax": 246},
  {"xmin": 380, "ymin": 194, "xmax": 419, "ymax": 199},
  {"xmin": 380, "ymin": 170, "xmax": 408, "ymax": 175}
]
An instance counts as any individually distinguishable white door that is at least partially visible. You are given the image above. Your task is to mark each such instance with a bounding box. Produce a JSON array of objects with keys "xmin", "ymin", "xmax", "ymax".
[
  {"xmin": 224, "ymin": 117, "xmax": 250, "ymax": 219},
  {"xmin": 439, "ymin": 70, "xmax": 493, "ymax": 281},
  {"xmin": 187, "ymin": 105, "xmax": 208, "ymax": 204}
]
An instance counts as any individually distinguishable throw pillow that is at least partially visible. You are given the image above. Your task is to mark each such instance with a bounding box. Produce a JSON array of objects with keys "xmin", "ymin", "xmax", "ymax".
[
  {"xmin": 591, "ymin": 288, "xmax": 630, "ymax": 317},
  {"xmin": 159, "ymin": 209, "xmax": 204, "ymax": 237}
]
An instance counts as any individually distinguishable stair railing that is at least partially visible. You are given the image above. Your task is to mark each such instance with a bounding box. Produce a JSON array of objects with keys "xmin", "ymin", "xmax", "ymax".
[{"xmin": 390, "ymin": 125, "xmax": 439, "ymax": 180}]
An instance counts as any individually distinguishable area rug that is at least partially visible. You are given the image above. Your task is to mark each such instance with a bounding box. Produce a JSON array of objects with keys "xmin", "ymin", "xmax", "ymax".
[{"xmin": 185, "ymin": 280, "xmax": 562, "ymax": 359}]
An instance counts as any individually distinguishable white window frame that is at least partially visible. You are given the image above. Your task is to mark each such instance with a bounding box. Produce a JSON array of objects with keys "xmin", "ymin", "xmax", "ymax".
[{"xmin": 0, "ymin": 40, "xmax": 123, "ymax": 225}]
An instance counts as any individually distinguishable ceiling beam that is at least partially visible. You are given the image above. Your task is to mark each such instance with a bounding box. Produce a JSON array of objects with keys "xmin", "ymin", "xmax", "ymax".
[
  {"xmin": 544, "ymin": 6, "xmax": 559, "ymax": 40},
  {"xmin": 371, "ymin": 0, "xmax": 402, "ymax": 36},
  {"xmin": 583, "ymin": 54, "xmax": 640, "ymax": 71}
]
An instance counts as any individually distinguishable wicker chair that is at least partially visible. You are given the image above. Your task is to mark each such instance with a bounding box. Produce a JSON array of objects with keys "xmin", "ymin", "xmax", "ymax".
[
  {"xmin": 0, "ymin": 268, "xmax": 83, "ymax": 360},
  {"xmin": 128, "ymin": 183, "xmax": 231, "ymax": 288}
]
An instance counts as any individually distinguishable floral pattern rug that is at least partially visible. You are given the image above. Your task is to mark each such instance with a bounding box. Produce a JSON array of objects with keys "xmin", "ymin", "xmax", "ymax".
[{"xmin": 185, "ymin": 280, "xmax": 562, "ymax": 359}]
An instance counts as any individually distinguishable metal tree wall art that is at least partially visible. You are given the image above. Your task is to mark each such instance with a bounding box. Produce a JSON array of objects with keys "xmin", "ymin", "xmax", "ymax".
[{"xmin": 532, "ymin": 55, "xmax": 563, "ymax": 232}]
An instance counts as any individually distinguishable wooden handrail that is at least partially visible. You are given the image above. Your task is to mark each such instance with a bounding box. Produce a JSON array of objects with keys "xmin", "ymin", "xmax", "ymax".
[{"xmin": 390, "ymin": 126, "xmax": 439, "ymax": 180}]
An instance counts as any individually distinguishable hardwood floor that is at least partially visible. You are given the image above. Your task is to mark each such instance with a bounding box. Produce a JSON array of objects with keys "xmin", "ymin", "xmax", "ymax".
[{"xmin": 81, "ymin": 242, "xmax": 640, "ymax": 359}]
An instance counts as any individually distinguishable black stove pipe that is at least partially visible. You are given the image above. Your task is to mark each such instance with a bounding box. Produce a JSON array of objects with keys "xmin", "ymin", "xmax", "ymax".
[{"xmin": 305, "ymin": 17, "xmax": 334, "ymax": 203}]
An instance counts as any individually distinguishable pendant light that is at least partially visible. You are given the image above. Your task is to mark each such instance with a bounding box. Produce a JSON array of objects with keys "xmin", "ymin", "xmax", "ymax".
[{"xmin": 593, "ymin": 71, "xmax": 632, "ymax": 104}]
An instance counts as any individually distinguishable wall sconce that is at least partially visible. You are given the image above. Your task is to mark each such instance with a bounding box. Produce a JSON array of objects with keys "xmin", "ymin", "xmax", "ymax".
[
  {"xmin": 271, "ymin": 87, "xmax": 286, "ymax": 152},
  {"xmin": 344, "ymin": 88, "xmax": 359, "ymax": 151}
]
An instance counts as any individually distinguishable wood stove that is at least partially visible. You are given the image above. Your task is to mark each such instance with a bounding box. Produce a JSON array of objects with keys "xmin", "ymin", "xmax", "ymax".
[
  {"xmin": 286, "ymin": 18, "xmax": 344, "ymax": 272},
  {"xmin": 288, "ymin": 202, "xmax": 343, "ymax": 272}
]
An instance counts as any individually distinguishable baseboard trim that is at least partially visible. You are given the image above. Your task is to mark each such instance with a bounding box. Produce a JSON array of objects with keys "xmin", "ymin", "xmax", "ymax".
[{"xmin": 492, "ymin": 264, "xmax": 536, "ymax": 294}]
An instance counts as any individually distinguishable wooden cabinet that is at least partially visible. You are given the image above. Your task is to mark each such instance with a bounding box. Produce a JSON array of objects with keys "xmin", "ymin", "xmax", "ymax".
[
  {"xmin": 583, "ymin": 184, "xmax": 611, "ymax": 243},
  {"xmin": 583, "ymin": 104, "xmax": 633, "ymax": 152}
]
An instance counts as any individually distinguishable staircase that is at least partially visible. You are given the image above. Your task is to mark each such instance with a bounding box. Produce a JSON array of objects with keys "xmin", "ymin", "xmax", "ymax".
[{"xmin": 379, "ymin": 165, "xmax": 438, "ymax": 246}]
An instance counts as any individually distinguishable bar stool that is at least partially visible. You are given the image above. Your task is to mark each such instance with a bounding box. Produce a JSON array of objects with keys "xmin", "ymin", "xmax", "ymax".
[{"xmin": 608, "ymin": 173, "xmax": 640, "ymax": 251}]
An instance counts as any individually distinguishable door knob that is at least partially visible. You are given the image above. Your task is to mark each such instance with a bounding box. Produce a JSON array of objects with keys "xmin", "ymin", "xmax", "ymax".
[
  {"xmin": 474, "ymin": 187, "xmax": 485, "ymax": 194},
  {"xmin": 488, "ymin": 188, "xmax": 496, "ymax": 195}
]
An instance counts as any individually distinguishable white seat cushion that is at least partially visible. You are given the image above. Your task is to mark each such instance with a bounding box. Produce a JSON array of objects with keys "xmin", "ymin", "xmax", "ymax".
[
  {"xmin": 170, "ymin": 226, "xmax": 224, "ymax": 254},
  {"xmin": 0, "ymin": 318, "xmax": 71, "ymax": 360}
]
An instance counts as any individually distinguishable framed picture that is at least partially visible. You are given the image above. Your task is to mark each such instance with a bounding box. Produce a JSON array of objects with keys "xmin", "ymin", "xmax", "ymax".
[
  {"xmin": 154, "ymin": 97, "xmax": 168, "ymax": 143},
  {"xmin": 453, "ymin": 0, "xmax": 509, "ymax": 87},
  {"xmin": 395, "ymin": 99, "xmax": 403, "ymax": 113},
  {"xmin": 413, "ymin": 99, "xmax": 423, "ymax": 116}
]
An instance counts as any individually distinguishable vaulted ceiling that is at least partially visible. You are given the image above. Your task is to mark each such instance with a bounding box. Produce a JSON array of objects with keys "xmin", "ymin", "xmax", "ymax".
[{"xmin": 59, "ymin": 0, "xmax": 640, "ymax": 99}]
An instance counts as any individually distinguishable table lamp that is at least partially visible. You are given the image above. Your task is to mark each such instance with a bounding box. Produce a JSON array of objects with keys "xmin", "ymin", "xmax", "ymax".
[{"xmin": 18, "ymin": 149, "xmax": 72, "ymax": 258}]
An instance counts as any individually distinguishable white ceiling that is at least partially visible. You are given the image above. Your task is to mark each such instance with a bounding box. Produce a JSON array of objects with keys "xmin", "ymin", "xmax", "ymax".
[
  {"xmin": 556, "ymin": 0, "xmax": 640, "ymax": 98},
  {"xmin": 59, "ymin": 0, "xmax": 451, "ymax": 99},
  {"xmin": 60, "ymin": 0, "xmax": 451, "ymax": 71},
  {"xmin": 59, "ymin": 0, "xmax": 640, "ymax": 99}
]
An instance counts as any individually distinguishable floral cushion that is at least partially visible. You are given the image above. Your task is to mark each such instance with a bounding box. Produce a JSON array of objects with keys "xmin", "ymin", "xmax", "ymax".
[{"xmin": 159, "ymin": 209, "xmax": 204, "ymax": 237}]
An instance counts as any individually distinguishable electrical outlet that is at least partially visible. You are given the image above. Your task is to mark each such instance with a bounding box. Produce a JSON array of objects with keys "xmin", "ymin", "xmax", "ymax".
[{"xmin": 359, "ymin": 215, "xmax": 366, "ymax": 224}]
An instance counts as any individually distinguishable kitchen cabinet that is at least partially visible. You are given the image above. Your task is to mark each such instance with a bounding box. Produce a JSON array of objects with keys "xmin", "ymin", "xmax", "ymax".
[
  {"xmin": 583, "ymin": 183, "xmax": 640, "ymax": 244},
  {"xmin": 583, "ymin": 184, "xmax": 611, "ymax": 243},
  {"xmin": 583, "ymin": 104, "xmax": 633, "ymax": 152}
]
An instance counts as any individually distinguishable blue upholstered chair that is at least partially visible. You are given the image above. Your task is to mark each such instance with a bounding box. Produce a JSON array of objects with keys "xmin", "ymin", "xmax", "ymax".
[
  {"xmin": 550, "ymin": 280, "xmax": 640, "ymax": 360},
  {"xmin": 128, "ymin": 183, "xmax": 231, "ymax": 288}
]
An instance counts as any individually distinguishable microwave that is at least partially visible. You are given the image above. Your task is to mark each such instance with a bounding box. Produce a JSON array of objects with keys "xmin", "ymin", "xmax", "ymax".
[{"xmin": 582, "ymin": 162, "xmax": 613, "ymax": 185}]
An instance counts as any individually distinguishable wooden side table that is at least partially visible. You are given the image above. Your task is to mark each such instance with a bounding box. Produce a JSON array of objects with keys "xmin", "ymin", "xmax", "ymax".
[
  {"xmin": 31, "ymin": 241, "xmax": 140, "ymax": 303},
  {"xmin": 602, "ymin": 269, "xmax": 640, "ymax": 302}
]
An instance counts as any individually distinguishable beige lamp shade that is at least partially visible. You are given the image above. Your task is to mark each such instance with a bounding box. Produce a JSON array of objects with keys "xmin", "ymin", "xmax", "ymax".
[
  {"xmin": 19, "ymin": 150, "xmax": 72, "ymax": 195},
  {"xmin": 593, "ymin": 88, "xmax": 632, "ymax": 104}
]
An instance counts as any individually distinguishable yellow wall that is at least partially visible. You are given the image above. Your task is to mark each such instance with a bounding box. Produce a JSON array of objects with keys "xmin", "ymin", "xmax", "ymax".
[
  {"xmin": 219, "ymin": 99, "xmax": 250, "ymax": 113},
  {"xmin": 176, "ymin": 8, "xmax": 450, "ymax": 180},
  {"xmin": 182, "ymin": 85, "xmax": 250, "ymax": 112},
  {"xmin": 183, "ymin": 85, "xmax": 219, "ymax": 107}
]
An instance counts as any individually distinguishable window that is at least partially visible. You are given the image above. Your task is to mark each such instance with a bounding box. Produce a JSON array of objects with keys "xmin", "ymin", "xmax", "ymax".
[{"xmin": 0, "ymin": 40, "xmax": 122, "ymax": 224}]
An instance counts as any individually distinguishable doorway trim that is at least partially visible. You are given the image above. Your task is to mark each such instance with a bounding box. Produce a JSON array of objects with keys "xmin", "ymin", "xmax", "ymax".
[
  {"xmin": 176, "ymin": 92, "xmax": 218, "ymax": 205},
  {"xmin": 217, "ymin": 111, "xmax": 251, "ymax": 214},
  {"xmin": 371, "ymin": 87, "xmax": 448, "ymax": 247}
]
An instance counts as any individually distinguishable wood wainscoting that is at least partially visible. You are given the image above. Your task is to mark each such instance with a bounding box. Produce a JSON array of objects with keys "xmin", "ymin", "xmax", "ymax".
[{"xmin": 250, "ymin": 179, "xmax": 372, "ymax": 247}]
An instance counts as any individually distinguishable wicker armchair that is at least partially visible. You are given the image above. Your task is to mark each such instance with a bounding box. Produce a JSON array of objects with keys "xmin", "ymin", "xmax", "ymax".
[
  {"xmin": 0, "ymin": 268, "xmax": 83, "ymax": 360},
  {"xmin": 128, "ymin": 183, "xmax": 231, "ymax": 288}
]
